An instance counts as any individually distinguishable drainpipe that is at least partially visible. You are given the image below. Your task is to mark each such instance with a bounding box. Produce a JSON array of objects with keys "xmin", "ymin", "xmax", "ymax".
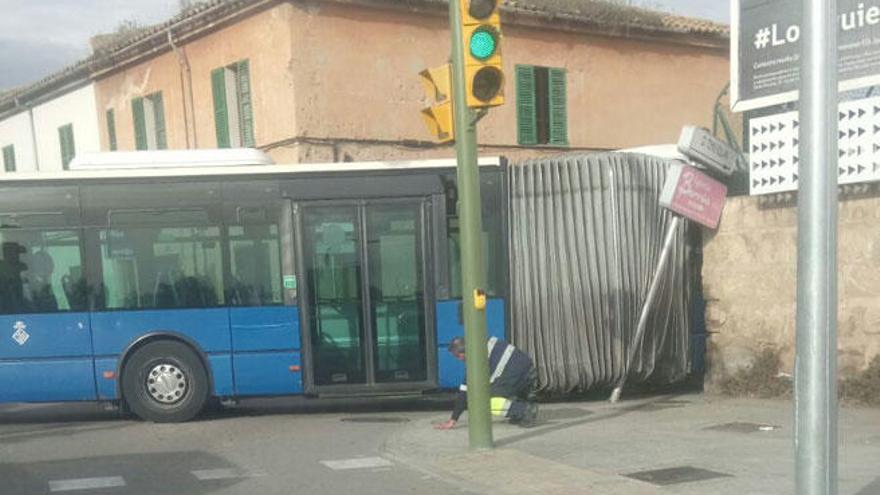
[
  {"xmin": 168, "ymin": 29, "xmax": 197, "ymax": 148},
  {"xmin": 17, "ymin": 97, "xmax": 41, "ymax": 172}
]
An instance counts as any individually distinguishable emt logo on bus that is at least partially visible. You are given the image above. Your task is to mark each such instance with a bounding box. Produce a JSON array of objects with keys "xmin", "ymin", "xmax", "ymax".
[{"xmin": 12, "ymin": 321, "xmax": 29, "ymax": 346}]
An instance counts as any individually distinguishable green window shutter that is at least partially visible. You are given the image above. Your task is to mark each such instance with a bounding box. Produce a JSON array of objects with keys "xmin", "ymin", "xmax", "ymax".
[
  {"xmin": 152, "ymin": 93, "xmax": 167, "ymax": 150},
  {"xmin": 132, "ymin": 97, "xmax": 147, "ymax": 150},
  {"xmin": 106, "ymin": 109, "xmax": 117, "ymax": 151},
  {"xmin": 548, "ymin": 68, "xmax": 568, "ymax": 146},
  {"xmin": 58, "ymin": 124, "xmax": 75, "ymax": 170},
  {"xmin": 516, "ymin": 65, "xmax": 538, "ymax": 146},
  {"xmin": 237, "ymin": 60, "xmax": 255, "ymax": 147},
  {"xmin": 212, "ymin": 68, "xmax": 230, "ymax": 148},
  {"xmin": 2, "ymin": 145, "xmax": 15, "ymax": 172}
]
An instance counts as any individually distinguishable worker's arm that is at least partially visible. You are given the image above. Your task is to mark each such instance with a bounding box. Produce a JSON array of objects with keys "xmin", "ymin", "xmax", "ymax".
[{"xmin": 434, "ymin": 391, "xmax": 467, "ymax": 430}]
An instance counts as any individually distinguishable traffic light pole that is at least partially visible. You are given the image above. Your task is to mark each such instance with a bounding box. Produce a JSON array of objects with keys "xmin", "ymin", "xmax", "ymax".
[{"xmin": 449, "ymin": 0, "xmax": 493, "ymax": 450}]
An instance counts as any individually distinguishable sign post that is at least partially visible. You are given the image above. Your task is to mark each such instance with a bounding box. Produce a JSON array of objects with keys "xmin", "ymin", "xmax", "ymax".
[
  {"xmin": 796, "ymin": 1, "xmax": 839, "ymax": 493},
  {"xmin": 609, "ymin": 164, "xmax": 727, "ymax": 403}
]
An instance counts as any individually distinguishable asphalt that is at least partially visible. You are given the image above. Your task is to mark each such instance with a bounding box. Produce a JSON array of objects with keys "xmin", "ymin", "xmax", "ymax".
[{"xmin": 381, "ymin": 393, "xmax": 880, "ymax": 495}]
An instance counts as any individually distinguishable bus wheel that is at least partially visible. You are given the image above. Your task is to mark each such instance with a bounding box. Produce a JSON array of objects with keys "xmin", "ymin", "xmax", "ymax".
[{"xmin": 122, "ymin": 341, "xmax": 209, "ymax": 423}]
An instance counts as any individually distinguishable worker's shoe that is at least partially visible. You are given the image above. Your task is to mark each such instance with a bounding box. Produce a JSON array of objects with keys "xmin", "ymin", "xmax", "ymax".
[{"xmin": 519, "ymin": 402, "xmax": 539, "ymax": 428}]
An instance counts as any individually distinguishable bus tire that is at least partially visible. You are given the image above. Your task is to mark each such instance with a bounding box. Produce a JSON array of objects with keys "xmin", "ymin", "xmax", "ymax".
[{"xmin": 122, "ymin": 340, "xmax": 209, "ymax": 423}]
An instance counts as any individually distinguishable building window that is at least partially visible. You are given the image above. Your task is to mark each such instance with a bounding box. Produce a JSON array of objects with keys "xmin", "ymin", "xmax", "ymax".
[
  {"xmin": 2, "ymin": 145, "xmax": 15, "ymax": 172},
  {"xmin": 516, "ymin": 65, "xmax": 568, "ymax": 146},
  {"xmin": 132, "ymin": 92, "xmax": 167, "ymax": 150},
  {"xmin": 106, "ymin": 109, "xmax": 118, "ymax": 151},
  {"xmin": 212, "ymin": 60, "xmax": 255, "ymax": 148},
  {"xmin": 58, "ymin": 124, "xmax": 75, "ymax": 170}
]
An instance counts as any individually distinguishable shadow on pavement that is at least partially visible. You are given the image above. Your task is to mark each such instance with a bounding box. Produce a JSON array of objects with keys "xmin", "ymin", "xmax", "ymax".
[{"xmin": 495, "ymin": 394, "xmax": 692, "ymax": 448}]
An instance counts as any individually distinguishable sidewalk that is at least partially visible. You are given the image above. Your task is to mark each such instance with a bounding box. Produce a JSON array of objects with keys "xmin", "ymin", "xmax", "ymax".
[{"xmin": 383, "ymin": 393, "xmax": 880, "ymax": 494}]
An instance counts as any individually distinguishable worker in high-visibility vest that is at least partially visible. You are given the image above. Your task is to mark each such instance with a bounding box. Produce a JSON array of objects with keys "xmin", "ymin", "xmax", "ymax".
[{"xmin": 434, "ymin": 336, "xmax": 538, "ymax": 430}]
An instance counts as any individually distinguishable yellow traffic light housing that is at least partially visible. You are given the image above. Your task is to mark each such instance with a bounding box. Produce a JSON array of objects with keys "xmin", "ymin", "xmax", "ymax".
[
  {"xmin": 419, "ymin": 64, "xmax": 455, "ymax": 143},
  {"xmin": 459, "ymin": 0, "xmax": 504, "ymax": 108}
]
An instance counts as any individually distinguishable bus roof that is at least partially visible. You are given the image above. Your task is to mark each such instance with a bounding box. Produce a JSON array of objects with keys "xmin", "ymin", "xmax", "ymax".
[{"xmin": 0, "ymin": 154, "xmax": 504, "ymax": 184}]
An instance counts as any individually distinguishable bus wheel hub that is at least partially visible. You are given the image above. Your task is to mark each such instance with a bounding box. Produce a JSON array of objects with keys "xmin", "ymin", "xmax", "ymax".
[{"xmin": 146, "ymin": 364, "xmax": 188, "ymax": 404}]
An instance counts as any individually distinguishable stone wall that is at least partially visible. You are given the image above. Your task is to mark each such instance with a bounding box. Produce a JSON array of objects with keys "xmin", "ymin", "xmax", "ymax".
[{"xmin": 702, "ymin": 190, "xmax": 880, "ymax": 392}]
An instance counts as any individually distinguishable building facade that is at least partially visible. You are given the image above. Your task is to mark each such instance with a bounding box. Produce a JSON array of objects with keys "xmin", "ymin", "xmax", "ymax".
[{"xmin": 0, "ymin": 0, "xmax": 729, "ymax": 169}]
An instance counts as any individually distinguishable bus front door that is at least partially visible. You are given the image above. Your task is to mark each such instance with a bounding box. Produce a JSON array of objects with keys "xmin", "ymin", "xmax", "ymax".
[{"xmin": 298, "ymin": 200, "xmax": 434, "ymax": 393}]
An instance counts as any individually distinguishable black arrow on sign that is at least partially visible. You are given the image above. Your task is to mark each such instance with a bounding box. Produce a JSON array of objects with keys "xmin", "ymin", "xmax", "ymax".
[
  {"xmin": 839, "ymin": 167, "xmax": 845, "ymax": 175},
  {"xmin": 779, "ymin": 140, "xmax": 785, "ymax": 148},
  {"xmin": 875, "ymin": 106, "xmax": 880, "ymax": 115},
  {"xmin": 794, "ymin": 156, "xmax": 799, "ymax": 164},
  {"xmin": 859, "ymin": 127, "xmax": 866, "ymax": 137},
  {"xmin": 849, "ymin": 129, "xmax": 857, "ymax": 138},
  {"xmin": 753, "ymin": 144, "xmax": 760, "ymax": 153},
  {"xmin": 770, "ymin": 123, "xmax": 777, "ymax": 132},
  {"xmin": 793, "ymin": 120, "xmax": 799, "ymax": 129},
  {"xmin": 849, "ymin": 166, "xmax": 856, "ymax": 175},
  {"xmin": 839, "ymin": 111, "xmax": 847, "ymax": 120},
  {"xmin": 875, "ymin": 125, "xmax": 880, "ymax": 134},
  {"xmin": 762, "ymin": 178, "xmax": 769, "ymax": 186},
  {"xmin": 858, "ymin": 165, "xmax": 866, "ymax": 173},
  {"xmin": 793, "ymin": 138, "xmax": 799, "ymax": 146},
  {"xmin": 778, "ymin": 175, "xmax": 785, "ymax": 184},
  {"xmin": 839, "ymin": 130, "xmax": 847, "ymax": 139},
  {"xmin": 793, "ymin": 173, "xmax": 799, "ymax": 182},
  {"xmin": 875, "ymin": 143, "xmax": 880, "ymax": 153},
  {"xmin": 753, "ymin": 126, "xmax": 760, "ymax": 136},
  {"xmin": 780, "ymin": 123, "xmax": 786, "ymax": 131},
  {"xmin": 850, "ymin": 110, "xmax": 857, "ymax": 119},
  {"xmin": 769, "ymin": 177, "xmax": 777, "ymax": 185},
  {"xmin": 780, "ymin": 158, "xmax": 787, "ymax": 166},
  {"xmin": 762, "ymin": 143, "xmax": 768, "ymax": 151},
  {"xmin": 770, "ymin": 142, "xmax": 777, "ymax": 150},
  {"xmin": 839, "ymin": 149, "xmax": 847, "ymax": 158},
  {"xmin": 770, "ymin": 159, "xmax": 778, "ymax": 167},
  {"xmin": 762, "ymin": 125, "xmax": 768, "ymax": 134},
  {"xmin": 859, "ymin": 108, "xmax": 866, "ymax": 117},
  {"xmin": 753, "ymin": 179, "xmax": 760, "ymax": 188}
]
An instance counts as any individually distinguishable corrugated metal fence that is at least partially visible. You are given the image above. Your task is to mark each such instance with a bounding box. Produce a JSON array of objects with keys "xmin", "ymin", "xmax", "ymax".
[{"xmin": 508, "ymin": 153, "xmax": 694, "ymax": 395}]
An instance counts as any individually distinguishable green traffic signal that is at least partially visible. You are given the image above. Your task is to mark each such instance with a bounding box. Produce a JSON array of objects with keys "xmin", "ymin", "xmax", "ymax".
[{"xmin": 469, "ymin": 26, "xmax": 498, "ymax": 60}]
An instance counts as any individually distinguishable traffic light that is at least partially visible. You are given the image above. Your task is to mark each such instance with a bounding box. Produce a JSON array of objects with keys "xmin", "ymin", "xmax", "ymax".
[
  {"xmin": 459, "ymin": 0, "xmax": 504, "ymax": 108},
  {"xmin": 419, "ymin": 64, "xmax": 455, "ymax": 143}
]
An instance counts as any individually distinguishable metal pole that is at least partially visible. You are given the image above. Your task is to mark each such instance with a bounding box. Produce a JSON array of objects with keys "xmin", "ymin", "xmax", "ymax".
[
  {"xmin": 796, "ymin": 1, "xmax": 838, "ymax": 493},
  {"xmin": 610, "ymin": 215, "xmax": 682, "ymax": 403},
  {"xmin": 449, "ymin": 0, "xmax": 492, "ymax": 449}
]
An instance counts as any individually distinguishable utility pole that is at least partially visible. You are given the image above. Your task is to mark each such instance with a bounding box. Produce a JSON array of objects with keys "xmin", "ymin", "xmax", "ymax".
[
  {"xmin": 449, "ymin": 0, "xmax": 492, "ymax": 450},
  {"xmin": 796, "ymin": 0, "xmax": 838, "ymax": 493}
]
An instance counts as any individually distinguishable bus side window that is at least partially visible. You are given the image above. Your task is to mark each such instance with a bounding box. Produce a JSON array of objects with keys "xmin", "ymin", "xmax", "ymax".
[
  {"xmin": 98, "ymin": 225, "xmax": 225, "ymax": 310},
  {"xmin": 0, "ymin": 230, "xmax": 86, "ymax": 315},
  {"xmin": 226, "ymin": 223, "xmax": 283, "ymax": 307}
]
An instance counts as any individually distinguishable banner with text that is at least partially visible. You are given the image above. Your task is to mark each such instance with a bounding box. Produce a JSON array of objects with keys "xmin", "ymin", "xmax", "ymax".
[{"xmin": 732, "ymin": 0, "xmax": 880, "ymax": 111}]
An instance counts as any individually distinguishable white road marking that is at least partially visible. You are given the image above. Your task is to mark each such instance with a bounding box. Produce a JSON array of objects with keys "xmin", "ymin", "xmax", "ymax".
[
  {"xmin": 320, "ymin": 457, "xmax": 394, "ymax": 471},
  {"xmin": 191, "ymin": 468, "xmax": 265, "ymax": 481},
  {"xmin": 49, "ymin": 476, "xmax": 126, "ymax": 492}
]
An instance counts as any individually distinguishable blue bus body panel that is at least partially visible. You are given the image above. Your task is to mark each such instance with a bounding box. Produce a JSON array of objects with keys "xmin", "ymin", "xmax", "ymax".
[
  {"xmin": 91, "ymin": 308, "xmax": 232, "ymax": 355},
  {"xmin": 94, "ymin": 357, "xmax": 119, "ymax": 400},
  {"xmin": 0, "ymin": 359, "xmax": 96, "ymax": 402},
  {"xmin": 231, "ymin": 306, "xmax": 302, "ymax": 396},
  {"xmin": 435, "ymin": 299, "xmax": 505, "ymax": 389},
  {"xmin": 230, "ymin": 306, "xmax": 300, "ymax": 351},
  {"xmin": 234, "ymin": 351, "xmax": 302, "ymax": 396},
  {"xmin": 208, "ymin": 354, "xmax": 235, "ymax": 396},
  {"xmin": 0, "ymin": 312, "xmax": 96, "ymax": 402}
]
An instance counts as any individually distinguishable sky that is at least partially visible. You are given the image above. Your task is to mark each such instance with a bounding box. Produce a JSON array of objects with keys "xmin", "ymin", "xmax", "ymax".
[{"xmin": 0, "ymin": 0, "xmax": 730, "ymax": 91}]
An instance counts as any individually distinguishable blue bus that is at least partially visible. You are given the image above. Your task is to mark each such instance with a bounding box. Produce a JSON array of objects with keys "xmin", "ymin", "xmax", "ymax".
[{"xmin": 0, "ymin": 152, "xmax": 507, "ymax": 422}]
